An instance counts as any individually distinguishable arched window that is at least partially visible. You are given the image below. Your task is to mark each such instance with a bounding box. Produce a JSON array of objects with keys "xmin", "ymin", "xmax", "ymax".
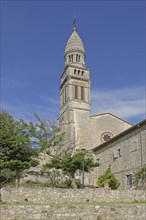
[
  {"xmin": 78, "ymin": 55, "xmax": 80, "ymax": 62},
  {"xmin": 75, "ymin": 85, "xmax": 78, "ymax": 99},
  {"xmin": 81, "ymin": 86, "xmax": 84, "ymax": 101},
  {"xmin": 76, "ymin": 54, "xmax": 81, "ymax": 62},
  {"xmin": 78, "ymin": 70, "xmax": 80, "ymax": 75},
  {"xmin": 71, "ymin": 54, "xmax": 73, "ymax": 62}
]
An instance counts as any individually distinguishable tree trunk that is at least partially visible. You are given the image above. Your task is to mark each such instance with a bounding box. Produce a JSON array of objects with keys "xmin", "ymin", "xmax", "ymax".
[
  {"xmin": 15, "ymin": 169, "xmax": 20, "ymax": 188},
  {"xmin": 71, "ymin": 173, "xmax": 77, "ymax": 189}
]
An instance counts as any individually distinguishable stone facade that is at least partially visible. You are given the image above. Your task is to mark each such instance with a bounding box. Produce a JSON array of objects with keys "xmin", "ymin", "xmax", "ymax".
[{"xmin": 93, "ymin": 120, "xmax": 146, "ymax": 189}]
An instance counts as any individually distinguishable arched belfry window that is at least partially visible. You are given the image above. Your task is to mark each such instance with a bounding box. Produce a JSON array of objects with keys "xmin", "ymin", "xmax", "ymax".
[
  {"xmin": 76, "ymin": 54, "xmax": 81, "ymax": 62},
  {"xmin": 75, "ymin": 85, "xmax": 78, "ymax": 99},
  {"xmin": 69, "ymin": 55, "xmax": 73, "ymax": 62},
  {"xmin": 81, "ymin": 86, "xmax": 84, "ymax": 101},
  {"xmin": 71, "ymin": 54, "xmax": 73, "ymax": 62},
  {"xmin": 78, "ymin": 55, "xmax": 80, "ymax": 62}
]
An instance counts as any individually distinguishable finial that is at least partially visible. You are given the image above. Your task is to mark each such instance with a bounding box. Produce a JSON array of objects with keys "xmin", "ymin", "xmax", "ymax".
[{"xmin": 73, "ymin": 16, "xmax": 77, "ymax": 31}]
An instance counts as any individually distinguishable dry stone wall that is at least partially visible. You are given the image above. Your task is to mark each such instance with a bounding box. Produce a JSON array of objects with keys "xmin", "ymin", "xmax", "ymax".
[
  {"xmin": 1, "ymin": 188, "xmax": 145, "ymax": 204},
  {"xmin": 1, "ymin": 204, "xmax": 145, "ymax": 220}
]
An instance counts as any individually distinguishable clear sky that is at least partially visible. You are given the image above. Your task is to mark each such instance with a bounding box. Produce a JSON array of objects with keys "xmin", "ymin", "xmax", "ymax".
[{"xmin": 1, "ymin": 0, "xmax": 145, "ymax": 124}]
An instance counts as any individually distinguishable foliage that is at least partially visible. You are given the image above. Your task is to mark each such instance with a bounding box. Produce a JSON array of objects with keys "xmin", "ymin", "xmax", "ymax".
[
  {"xmin": 0, "ymin": 111, "xmax": 39, "ymax": 187},
  {"xmin": 97, "ymin": 167, "xmax": 120, "ymax": 189},
  {"xmin": 43, "ymin": 151, "xmax": 99, "ymax": 188},
  {"xmin": 26, "ymin": 113, "xmax": 66, "ymax": 155},
  {"xmin": 2, "ymin": 180, "xmax": 73, "ymax": 189},
  {"xmin": 0, "ymin": 168, "xmax": 15, "ymax": 185},
  {"xmin": 133, "ymin": 166, "xmax": 146, "ymax": 189}
]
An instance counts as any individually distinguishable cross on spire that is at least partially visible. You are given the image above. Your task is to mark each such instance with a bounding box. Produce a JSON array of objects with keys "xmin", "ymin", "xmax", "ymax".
[{"xmin": 73, "ymin": 16, "xmax": 77, "ymax": 31}]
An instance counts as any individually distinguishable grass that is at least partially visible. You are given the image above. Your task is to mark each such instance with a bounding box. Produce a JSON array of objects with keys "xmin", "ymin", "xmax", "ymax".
[
  {"xmin": 1, "ymin": 181, "xmax": 72, "ymax": 188},
  {"xmin": 0, "ymin": 201, "xmax": 145, "ymax": 206}
]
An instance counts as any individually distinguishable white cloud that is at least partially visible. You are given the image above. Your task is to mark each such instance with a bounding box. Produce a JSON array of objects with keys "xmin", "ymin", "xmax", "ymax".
[{"xmin": 91, "ymin": 86, "xmax": 145, "ymax": 120}]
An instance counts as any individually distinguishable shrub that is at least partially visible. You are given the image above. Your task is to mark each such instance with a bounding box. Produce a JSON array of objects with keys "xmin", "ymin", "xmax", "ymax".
[
  {"xmin": 97, "ymin": 167, "xmax": 120, "ymax": 189},
  {"xmin": 133, "ymin": 166, "xmax": 146, "ymax": 189}
]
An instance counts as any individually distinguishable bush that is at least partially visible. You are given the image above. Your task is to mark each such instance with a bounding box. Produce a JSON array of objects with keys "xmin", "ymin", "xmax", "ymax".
[
  {"xmin": 97, "ymin": 167, "xmax": 120, "ymax": 189},
  {"xmin": 133, "ymin": 166, "xmax": 146, "ymax": 189}
]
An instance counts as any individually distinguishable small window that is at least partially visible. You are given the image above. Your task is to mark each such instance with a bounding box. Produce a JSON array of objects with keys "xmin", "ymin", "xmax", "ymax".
[
  {"xmin": 118, "ymin": 148, "xmax": 122, "ymax": 157},
  {"xmin": 113, "ymin": 149, "xmax": 122, "ymax": 159},
  {"xmin": 78, "ymin": 70, "xmax": 80, "ymax": 75},
  {"xmin": 82, "ymin": 71, "xmax": 84, "ymax": 76},
  {"xmin": 74, "ymin": 69, "xmax": 76, "ymax": 74},
  {"xmin": 126, "ymin": 174, "xmax": 132, "ymax": 187},
  {"xmin": 131, "ymin": 142, "xmax": 137, "ymax": 151},
  {"xmin": 113, "ymin": 150, "xmax": 118, "ymax": 159}
]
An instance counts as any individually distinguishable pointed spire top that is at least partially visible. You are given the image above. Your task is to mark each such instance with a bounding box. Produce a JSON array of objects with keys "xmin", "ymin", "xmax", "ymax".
[{"xmin": 73, "ymin": 16, "xmax": 77, "ymax": 31}]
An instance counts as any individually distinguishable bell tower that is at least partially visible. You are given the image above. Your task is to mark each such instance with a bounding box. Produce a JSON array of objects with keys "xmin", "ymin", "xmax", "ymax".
[{"xmin": 59, "ymin": 21, "xmax": 91, "ymax": 151}]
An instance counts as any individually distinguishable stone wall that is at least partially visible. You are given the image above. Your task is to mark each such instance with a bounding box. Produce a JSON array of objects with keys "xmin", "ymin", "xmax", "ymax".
[
  {"xmin": 94, "ymin": 124, "xmax": 146, "ymax": 189},
  {"xmin": 1, "ymin": 204, "xmax": 145, "ymax": 220},
  {"xmin": 1, "ymin": 188, "xmax": 145, "ymax": 204}
]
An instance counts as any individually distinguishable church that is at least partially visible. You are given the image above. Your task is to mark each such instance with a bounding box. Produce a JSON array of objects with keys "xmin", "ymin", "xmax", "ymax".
[
  {"xmin": 58, "ymin": 22, "xmax": 146, "ymax": 188},
  {"xmin": 59, "ymin": 22, "xmax": 132, "ymax": 151}
]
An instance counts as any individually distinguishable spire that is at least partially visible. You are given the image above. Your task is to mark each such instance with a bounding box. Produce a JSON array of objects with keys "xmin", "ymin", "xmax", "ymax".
[
  {"xmin": 73, "ymin": 16, "xmax": 77, "ymax": 31},
  {"xmin": 64, "ymin": 18, "xmax": 85, "ymax": 58}
]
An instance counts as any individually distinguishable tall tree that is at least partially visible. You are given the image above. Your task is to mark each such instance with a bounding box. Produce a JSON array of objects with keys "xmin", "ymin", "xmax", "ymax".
[
  {"xmin": 26, "ymin": 113, "xmax": 66, "ymax": 156},
  {"xmin": 0, "ymin": 111, "xmax": 38, "ymax": 187}
]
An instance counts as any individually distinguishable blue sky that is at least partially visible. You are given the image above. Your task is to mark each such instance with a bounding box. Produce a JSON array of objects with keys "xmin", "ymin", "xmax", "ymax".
[{"xmin": 1, "ymin": 0, "xmax": 145, "ymax": 124}]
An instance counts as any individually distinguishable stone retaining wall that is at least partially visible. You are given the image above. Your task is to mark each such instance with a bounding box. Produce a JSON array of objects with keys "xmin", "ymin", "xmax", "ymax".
[
  {"xmin": 1, "ymin": 204, "xmax": 145, "ymax": 220},
  {"xmin": 1, "ymin": 188, "xmax": 145, "ymax": 204}
]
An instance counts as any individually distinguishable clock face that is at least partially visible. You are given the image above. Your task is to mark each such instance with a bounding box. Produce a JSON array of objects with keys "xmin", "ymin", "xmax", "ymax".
[{"xmin": 101, "ymin": 132, "xmax": 114, "ymax": 142}]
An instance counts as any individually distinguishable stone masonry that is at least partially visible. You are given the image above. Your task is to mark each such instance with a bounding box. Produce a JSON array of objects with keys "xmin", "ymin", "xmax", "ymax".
[{"xmin": 1, "ymin": 188, "xmax": 145, "ymax": 204}]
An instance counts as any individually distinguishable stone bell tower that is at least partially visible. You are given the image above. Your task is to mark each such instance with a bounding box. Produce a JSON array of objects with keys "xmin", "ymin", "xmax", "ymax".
[{"xmin": 59, "ymin": 21, "xmax": 91, "ymax": 152}]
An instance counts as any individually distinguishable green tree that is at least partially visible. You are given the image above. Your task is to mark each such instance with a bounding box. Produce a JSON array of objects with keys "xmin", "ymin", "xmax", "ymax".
[
  {"xmin": 26, "ymin": 113, "xmax": 66, "ymax": 155},
  {"xmin": 0, "ymin": 111, "xmax": 39, "ymax": 187},
  {"xmin": 43, "ymin": 151, "xmax": 99, "ymax": 188},
  {"xmin": 133, "ymin": 166, "xmax": 146, "ymax": 189},
  {"xmin": 97, "ymin": 167, "xmax": 120, "ymax": 189}
]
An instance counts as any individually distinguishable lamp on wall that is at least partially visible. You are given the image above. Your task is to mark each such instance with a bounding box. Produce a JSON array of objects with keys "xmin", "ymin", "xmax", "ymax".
[{"xmin": 81, "ymin": 148, "xmax": 86, "ymax": 189}]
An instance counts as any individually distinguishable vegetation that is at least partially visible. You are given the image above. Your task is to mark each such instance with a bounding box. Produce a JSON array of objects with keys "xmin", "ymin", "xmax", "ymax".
[
  {"xmin": 133, "ymin": 166, "xmax": 146, "ymax": 189},
  {"xmin": 0, "ymin": 111, "xmax": 99, "ymax": 189},
  {"xmin": 43, "ymin": 151, "xmax": 99, "ymax": 188},
  {"xmin": 26, "ymin": 113, "xmax": 66, "ymax": 155},
  {"xmin": 0, "ymin": 111, "xmax": 39, "ymax": 187},
  {"xmin": 97, "ymin": 167, "xmax": 120, "ymax": 189}
]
